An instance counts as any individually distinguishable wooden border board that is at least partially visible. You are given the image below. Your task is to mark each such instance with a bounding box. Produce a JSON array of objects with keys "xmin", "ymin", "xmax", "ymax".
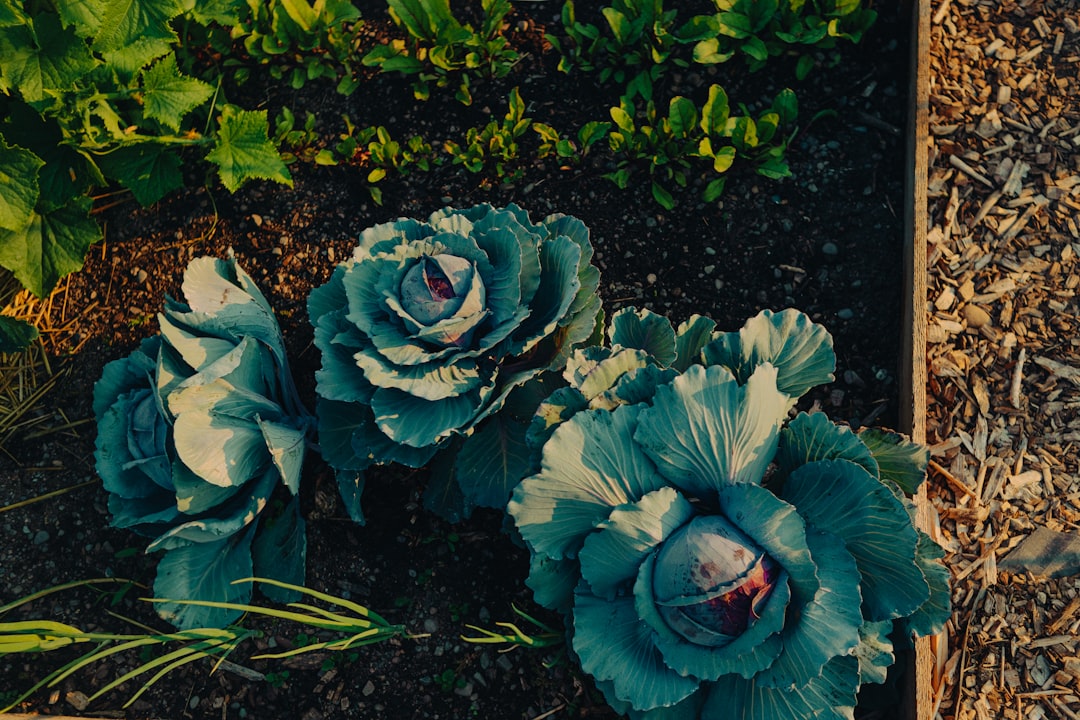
[{"xmin": 901, "ymin": 0, "xmax": 937, "ymax": 718}]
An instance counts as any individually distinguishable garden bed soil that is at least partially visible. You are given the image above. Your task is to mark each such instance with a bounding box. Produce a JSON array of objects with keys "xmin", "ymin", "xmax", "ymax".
[{"xmin": 0, "ymin": 2, "xmax": 918, "ymax": 718}]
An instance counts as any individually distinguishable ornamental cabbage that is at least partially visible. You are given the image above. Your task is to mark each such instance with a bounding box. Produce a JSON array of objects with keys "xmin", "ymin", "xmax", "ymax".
[
  {"xmin": 508, "ymin": 311, "xmax": 950, "ymax": 720},
  {"xmin": 308, "ymin": 204, "xmax": 601, "ymax": 521},
  {"xmin": 93, "ymin": 254, "xmax": 312, "ymax": 629}
]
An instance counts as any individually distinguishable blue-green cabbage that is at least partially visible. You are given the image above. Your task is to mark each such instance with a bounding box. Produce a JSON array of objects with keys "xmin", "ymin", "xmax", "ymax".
[
  {"xmin": 308, "ymin": 204, "xmax": 601, "ymax": 522},
  {"xmin": 93, "ymin": 253, "xmax": 312, "ymax": 629},
  {"xmin": 508, "ymin": 309, "xmax": 950, "ymax": 719}
]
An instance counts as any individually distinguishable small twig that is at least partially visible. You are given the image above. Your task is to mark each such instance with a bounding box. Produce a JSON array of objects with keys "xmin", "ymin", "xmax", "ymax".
[
  {"xmin": 949, "ymin": 155, "xmax": 994, "ymax": 187},
  {"xmin": 929, "ymin": 458, "xmax": 977, "ymax": 498},
  {"xmin": 1010, "ymin": 347, "xmax": 1026, "ymax": 409}
]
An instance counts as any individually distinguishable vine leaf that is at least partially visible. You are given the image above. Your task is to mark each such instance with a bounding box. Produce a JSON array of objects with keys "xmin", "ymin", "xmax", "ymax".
[
  {"xmin": 140, "ymin": 53, "xmax": 214, "ymax": 131},
  {"xmin": 206, "ymin": 105, "xmax": 293, "ymax": 193},
  {"xmin": 0, "ymin": 196, "xmax": 100, "ymax": 298}
]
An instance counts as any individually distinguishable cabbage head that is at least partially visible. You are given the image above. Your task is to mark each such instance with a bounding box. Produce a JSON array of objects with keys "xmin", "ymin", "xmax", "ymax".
[
  {"xmin": 308, "ymin": 203, "xmax": 601, "ymax": 522},
  {"xmin": 93, "ymin": 253, "xmax": 312, "ymax": 629},
  {"xmin": 508, "ymin": 314, "xmax": 950, "ymax": 720}
]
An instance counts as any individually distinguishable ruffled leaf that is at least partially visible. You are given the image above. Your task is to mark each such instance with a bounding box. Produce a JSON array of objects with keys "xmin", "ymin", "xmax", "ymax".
[
  {"xmin": 609, "ymin": 307, "xmax": 677, "ymax": 366},
  {"xmin": 573, "ymin": 591, "xmax": 700, "ymax": 712},
  {"xmin": 370, "ymin": 385, "xmax": 480, "ymax": 448},
  {"xmin": 703, "ymin": 654, "xmax": 860, "ymax": 720},
  {"xmin": 672, "ymin": 315, "xmax": 717, "ymax": 372},
  {"xmin": 858, "ymin": 427, "xmax": 929, "ymax": 495},
  {"xmin": 579, "ymin": 487, "xmax": 695, "ymax": 599},
  {"xmin": 151, "ymin": 529, "xmax": 255, "ymax": 630},
  {"xmin": 172, "ymin": 411, "xmax": 269, "ymax": 489},
  {"xmin": 636, "ymin": 364, "xmax": 789, "ymax": 499},
  {"xmin": 509, "ymin": 404, "xmax": 666, "ymax": 560},
  {"xmin": 752, "ymin": 526, "xmax": 862, "ymax": 690},
  {"xmin": 206, "ymin": 105, "xmax": 292, "ymax": 193},
  {"xmin": 900, "ymin": 530, "xmax": 952, "ymax": 637},
  {"xmin": 251, "ymin": 498, "xmax": 306, "ymax": 603},
  {"xmin": 782, "ymin": 459, "xmax": 928, "ymax": 621},
  {"xmin": 701, "ymin": 308, "xmax": 834, "ymax": 400},
  {"xmin": 773, "ymin": 411, "xmax": 878, "ymax": 487},
  {"xmin": 853, "ymin": 620, "xmax": 895, "ymax": 686}
]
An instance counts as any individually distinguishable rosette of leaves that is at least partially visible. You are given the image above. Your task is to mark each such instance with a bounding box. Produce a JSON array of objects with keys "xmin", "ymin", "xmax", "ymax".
[
  {"xmin": 93, "ymin": 254, "xmax": 313, "ymax": 629},
  {"xmin": 526, "ymin": 307, "xmax": 830, "ymax": 467},
  {"xmin": 308, "ymin": 203, "xmax": 601, "ymax": 522},
  {"xmin": 508, "ymin": 312, "xmax": 950, "ymax": 719}
]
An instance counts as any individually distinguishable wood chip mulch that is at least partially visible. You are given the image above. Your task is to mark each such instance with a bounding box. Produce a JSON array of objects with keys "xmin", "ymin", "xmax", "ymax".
[{"xmin": 926, "ymin": 1, "xmax": 1080, "ymax": 718}]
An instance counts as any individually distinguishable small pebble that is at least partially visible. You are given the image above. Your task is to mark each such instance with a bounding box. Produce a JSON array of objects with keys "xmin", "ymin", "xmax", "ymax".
[
  {"xmin": 821, "ymin": 242, "xmax": 839, "ymax": 256},
  {"xmin": 646, "ymin": 273, "xmax": 657, "ymax": 285},
  {"xmin": 189, "ymin": 696, "xmax": 200, "ymax": 710},
  {"xmin": 837, "ymin": 308, "xmax": 854, "ymax": 320},
  {"xmin": 363, "ymin": 681, "xmax": 376, "ymax": 697},
  {"xmin": 33, "ymin": 530, "xmax": 49, "ymax": 545},
  {"xmin": 66, "ymin": 691, "xmax": 89, "ymax": 711}
]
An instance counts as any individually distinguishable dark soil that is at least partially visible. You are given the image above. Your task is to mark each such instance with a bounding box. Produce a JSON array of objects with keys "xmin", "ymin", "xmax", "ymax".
[{"xmin": 0, "ymin": 2, "xmax": 912, "ymax": 718}]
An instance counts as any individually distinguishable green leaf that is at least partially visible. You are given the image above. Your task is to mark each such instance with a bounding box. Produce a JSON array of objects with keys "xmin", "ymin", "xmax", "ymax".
[
  {"xmin": 857, "ymin": 427, "xmax": 929, "ymax": 494},
  {"xmin": 609, "ymin": 105, "xmax": 634, "ymax": 134},
  {"xmin": 704, "ymin": 654, "xmax": 859, "ymax": 720},
  {"xmin": 672, "ymin": 315, "xmax": 716, "ymax": 372},
  {"xmin": 772, "ymin": 88, "xmax": 798, "ymax": 125},
  {"xmin": 901, "ymin": 531, "xmax": 952, "ymax": 637},
  {"xmin": 756, "ymin": 155, "xmax": 790, "ymax": 179},
  {"xmin": 712, "ymin": 145, "xmax": 735, "ymax": 173},
  {"xmin": 0, "ymin": 139, "xmax": 44, "ymax": 232},
  {"xmin": 701, "ymin": 308, "xmax": 835, "ymax": 399},
  {"xmin": 795, "ymin": 53, "xmax": 814, "ymax": 80},
  {"xmin": 0, "ymin": 13, "xmax": 96, "ymax": 103},
  {"xmin": 93, "ymin": 0, "xmax": 183, "ymax": 54},
  {"xmin": 783, "ymin": 459, "xmax": 928, "ymax": 621},
  {"xmin": 152, "ymin": 530, "xmax": 255, "ymax": 629},
  {"xmin": 207, "ymin": 105, "xmax": 293, "ymax": 193},
  {"xmin": 0, "ymin": 0, "xmax": 27, "ymax": 27},
  {"xmin": 775, "ymin": 411, "xmax": 878, "ymax": 486},
  {"xmin": 96, "ymin": 143, "xmax": 183, "ymax": 206},
  {"xmin": 451, "ymin": 411, "xmax": 532, "ymax": 511},
  {"xmin": 636, "ymin": 364, "xmax": 789, "ymax": 499},
  {"xmin": 573, "ymin": 591, "xmax": 700, "ymax": 710},
  {"xmin": 608, "ymin": 307, "xmax": 677, "ymax": 366},
  {"xmin": 727, "ymin": 116, "xmax": 758, "ymax": 151},
  {"xmin": 692, "ymin": 37, "xmax": 734, "ymax": 65},
  {"xmin": 0, "ymin": 196, "xmax": 100, "ymax": 298},
  {"xmin": 251, "ymin": 498, "xmax": 306, "ymax": 603},
  {"xmin": 140, "ymin": 53, "xmax": 215, "ymax": 131},
  {"xmin": 667, "ymin": 96, "xmax": 697, "ymax": 139},
  {"xmin": 0, "ymin": 315, "xmax": 39, "ymax": 352},
  {"xmin": 279, "ymin": 0, "xmax": 318, "ymax": 32},
  {"xmin": 700, "ymin": 84, "xmax": 730, "ymax": 136},
  {"xmin": 54, "ymin": 0, "xmax": 110, "ymax": 36},
  {"xmin": 651, "ymin": 180, "xmax": 674, "ymax": 209},
  {"xmin": 578, "ymin": 487, "xmax": 694, "ymax": 599},
  {"xmin": 703, "ymin": 176, "xmax": 726, "ymax": 202},
  {"xmin": 508, "ymin": 404, "xmax": 667, "ymax": 560}
]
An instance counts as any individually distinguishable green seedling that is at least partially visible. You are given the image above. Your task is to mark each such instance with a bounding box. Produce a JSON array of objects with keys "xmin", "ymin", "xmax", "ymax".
[
  {"xmin": 443, "ymin": 87, "xmax": 534, "ymax": 182},
  {"xmin": 0, "ymin": 577, "xmax": 411, "ymax": 712},
  {"xmin": 547, "ymin": 0, "xmax": 681, "ymax": 101},
  {"xmin": 605, "ymin": 85, "xmax": 798, "ymax": 208},
  {"xmin": 362, "ymin": 0, "xmax": 519, "ymax": 105},
  {"xmin": 461, "ymin": 605, "xmax": 563, "ymax": 653},
  {"xmin": 676, "ymin": 0, "xmax": 877, "ymax": 78}
]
